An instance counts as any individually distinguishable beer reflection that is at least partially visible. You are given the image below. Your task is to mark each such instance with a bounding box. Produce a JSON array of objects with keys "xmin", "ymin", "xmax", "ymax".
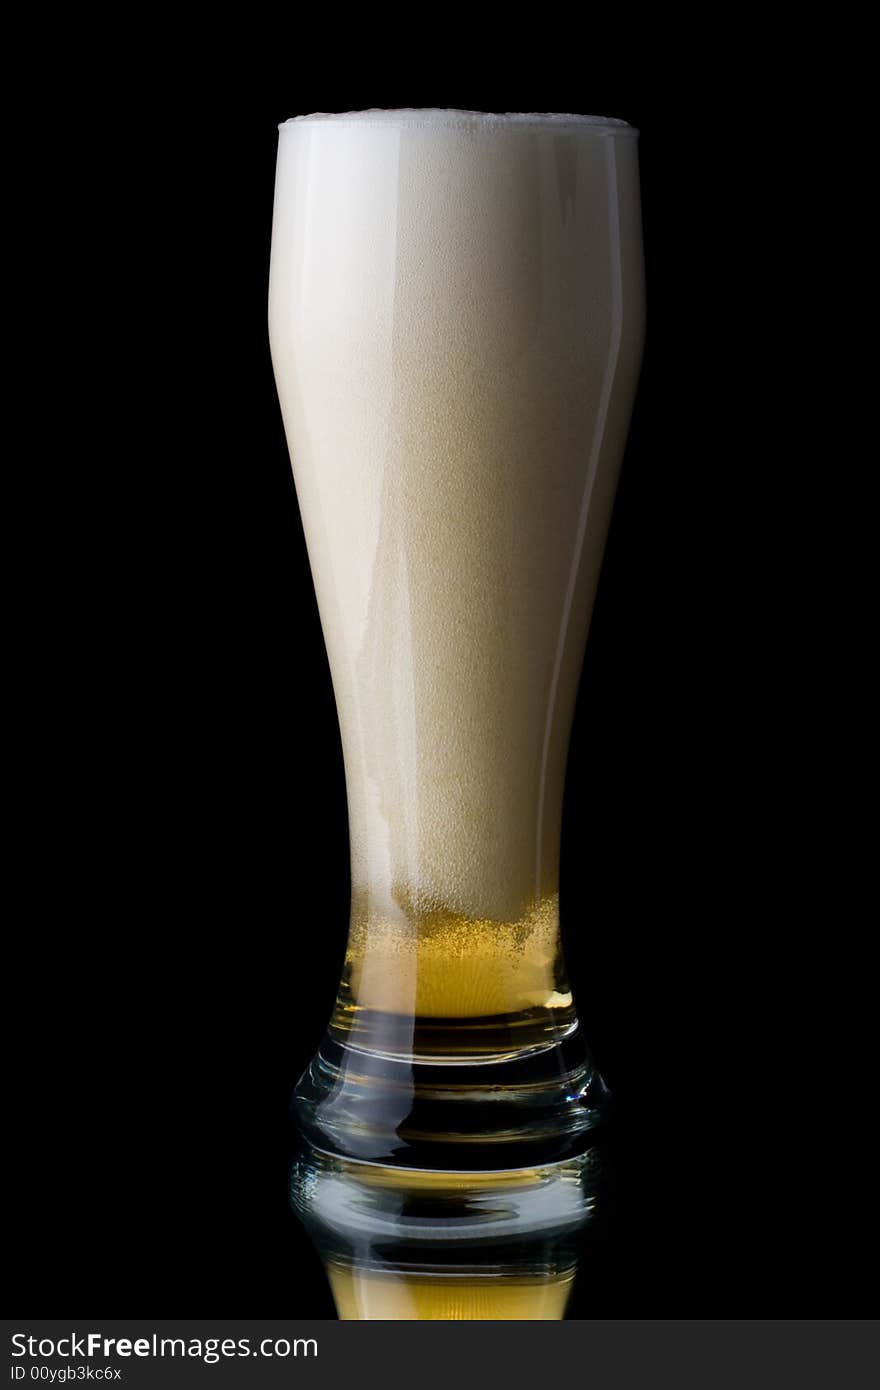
[{"xmin": 290, "ymin": 1143, "xmax": 604, "ymax": 1320}]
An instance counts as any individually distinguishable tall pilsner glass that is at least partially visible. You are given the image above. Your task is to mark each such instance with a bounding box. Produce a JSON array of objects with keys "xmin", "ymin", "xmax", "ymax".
[{"xmin": 269, "ymin": 110, "xmax": 645, "ymax": 1166}]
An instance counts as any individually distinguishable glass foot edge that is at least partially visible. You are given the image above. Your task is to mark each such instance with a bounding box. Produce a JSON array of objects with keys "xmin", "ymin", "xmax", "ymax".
[{"xmin": 292, "ymin": 1029, "xmax": 610, "ymax": 1169}]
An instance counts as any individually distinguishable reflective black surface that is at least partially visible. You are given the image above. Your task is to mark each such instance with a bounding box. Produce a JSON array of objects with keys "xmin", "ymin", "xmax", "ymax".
[{"xmin": 289, "ymin": 1142, "xmax": 607, "ymax": 1320}]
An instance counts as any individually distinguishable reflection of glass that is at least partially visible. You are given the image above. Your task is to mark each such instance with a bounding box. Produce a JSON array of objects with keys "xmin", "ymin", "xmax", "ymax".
[
  {"xmin": 290, "ymin": 1143, "xmax": 604, "ymax": 1320},
  {"xmin": 269, "ymin": 110, "xmax": 645, "ymax": 1161}
]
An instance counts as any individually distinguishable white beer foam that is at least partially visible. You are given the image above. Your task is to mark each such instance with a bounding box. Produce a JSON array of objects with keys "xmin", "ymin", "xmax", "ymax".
[{"xmin": 279, "ymin": 108, "xmax": 635, "ymax": 132}]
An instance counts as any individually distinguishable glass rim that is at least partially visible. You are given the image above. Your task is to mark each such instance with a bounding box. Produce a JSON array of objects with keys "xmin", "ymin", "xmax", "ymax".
[{"xmin": 277, "ymin": 108, "xmax": 639, "ymax": 136}]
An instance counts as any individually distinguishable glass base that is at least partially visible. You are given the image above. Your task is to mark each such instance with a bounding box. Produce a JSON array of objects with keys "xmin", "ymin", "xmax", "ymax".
[{"xmin": 293, "ymin": 1019, "xmax": 609, "ymax": 1168}]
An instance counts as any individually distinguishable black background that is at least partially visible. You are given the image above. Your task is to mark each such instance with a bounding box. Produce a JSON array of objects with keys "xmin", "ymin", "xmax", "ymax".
[{"xmin": 8, "ymin": 31, "xmax": 861, "ymax": 1317}]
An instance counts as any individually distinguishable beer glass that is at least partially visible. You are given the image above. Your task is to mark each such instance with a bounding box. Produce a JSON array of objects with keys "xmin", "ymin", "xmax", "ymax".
[{"xmin": 269, "ymin": 110, "xmax": 645, "ymax": 1165}]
